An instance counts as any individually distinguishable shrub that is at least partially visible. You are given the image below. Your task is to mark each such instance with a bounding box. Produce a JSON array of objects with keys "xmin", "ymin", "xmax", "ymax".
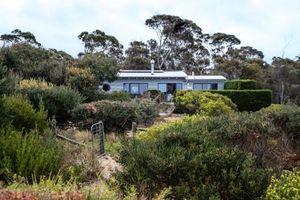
[
  {"xmin": 117, "ymin": 114, "xmax": 272, "ymax": 199},
  {"xmin": 97, "ymin": 91, "xmax": 131, "ymax": 101},
  {"xmin": 18, "ymin": 79, "xmax": 54, "ymax": 90},
  {"xmin": 0, "ymin": 64, "xmax": 16, "ymax": 96},
  {"xmin": 0, "ymin": 128, "xmax": 64, "ymax": 183},
  {"xmin": 118, "ymin": 106, "xmax": 300, "ymax": 198},
  {"xmin": 143, "ymin": 90, "xmax": 162, "ymax": 101},
  {"xmin": 71, "ymin": 99, "xmax": 158, "ymax": 132},
  {"xmin": 0, "ymin": 95, "xmax": 48, "ymax": 132},
  {"xmin": 174, "ymin": 91, "xmax": 236, "ymax": 115},
  {"xmin": 264, "ymin": 170, "xmax": 300, "ymax": 200},
  {"xmin": 66, "ymin": 67, "xmax": 99, "ymax": 102},
  {"xmin": 225, "ymin": 79, "xmax": 257, "ymax": 90},
  {"xmin": 175, "ymin": 90, "xmax": 272, "ymax": 112},
  {"xmin": 18, "ymin": 82, "xmax": 83, "ymax": 123}
]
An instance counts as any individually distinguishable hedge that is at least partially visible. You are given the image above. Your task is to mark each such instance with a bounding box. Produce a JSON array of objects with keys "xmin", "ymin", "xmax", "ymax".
[
  {"xmin": 225, "ymin": 79, "xmax": 257, "ymax": 90},
  {"xmin": 71, "ymin": 99, "xmax": 158, "ymax": 132},
  {"xmin": 175, "ymin": 90, "xmax": 272, "ymax": 112}
]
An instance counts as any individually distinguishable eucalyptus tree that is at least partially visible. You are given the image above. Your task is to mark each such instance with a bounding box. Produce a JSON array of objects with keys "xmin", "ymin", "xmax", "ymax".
[
  {"xmin": 214, "ymin": 46, "xmax": 265, "ymax": 79},
  {"xmin": 124, "ymin": 41, "xmax": 150, "ymax": 70},
  {"xmin": 0, "ymin": 29, "xmax": 41, "ymax": 47},
  {"xmin": 78, "ymin": 29, "xmax": 124, "ymax": 61},
  {"xmin": 271, "ymin": 57, "xmax": 300, "ymax": 104},
  {"xmin": 145, "ymin": 14, "xmax": 210, "ymax": 74}
]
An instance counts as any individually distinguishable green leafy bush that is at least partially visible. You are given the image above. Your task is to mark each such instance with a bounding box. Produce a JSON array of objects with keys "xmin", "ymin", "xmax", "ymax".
[
  {"xmin": 0, "ymin": 95, "xmax": 48, "ymax": 132},
  {"xmin": 118, "ymin": 106, "xmax": 300, "ymax": 199},
  {"xmin": 176, "ymin": 90, "xmax": 272, "ymax": 112},
  {"xmin": 118, "ymin": 113, "xmax": 274, "ymax": 199},
  {"xmin": 97, "ymin": 91, "xmax": 131, "ymax": 101},
  {"xmin": 264, "ymin": 170, "xmax": 300, "ymax": 200},
  {"xmin": 175, "ymin": 91, "xmax": 236, "ymax": 115},
  {"xmin": 66, "ymin": 66, "xmax": 99, "ymax": 102},
  {"xmin": 18, "ymin": 81, "xmax": 83, "ymax": 123},
  {"xmin": 71, "ymin": 99, "xmax": 158, "ymax": 132},
  {"xmin": 0, "ymin": 128, "xmax": 64, "ymax": 183},
  {"xmin": 0, "ymin": 64, "xmax": 16, "ymax": 96},
  {"xmin": 225, "ymin": 79, "xmax": 257, "ymax": 90}
]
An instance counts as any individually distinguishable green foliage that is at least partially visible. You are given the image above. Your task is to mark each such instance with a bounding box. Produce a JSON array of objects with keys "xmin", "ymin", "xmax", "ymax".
[
  {"xmin": 66, "ymin": 66, "xmax": 99, "ymax": 102},
  {"xmin": 0, "ymin": 95, "xmax": 48, "ymax": 132},
  {"xmin": 118, "ymin": 114, "xmax": 275, "ymax": 199},
  {"xmin": 259, "ymin": 104, "xmax": 300, "ymax": 146},
  {"xmin": 18, "ymin": 82, "xmax": 83, "ymax": 123},
  {"xmin": 174, "ymin": 91, "xmax": 236, "ymax": 115},
  {"xmin": 264, "ymin": 170, "xmax": 300, "ymax": 200},
  {"xmin": 0, "ymin": 64, "xmax": 16, "ymax": 96},
  {"xmin": 0, "ymin": 128, "xmax": 64, "ymax": 183},
  {"xmin": 18, "ymin": 78, "xmax": 54, "ymax": 90},
  {"xmin": 76, "ymin": 53, "xmax": 120, "ymax": 82},
  {"xmin": 71, "ymin": 99, "xmax": 158, "ymax": 132},
  {"xmin": 118, "ymin": 106, "xmax": 300, "ymax": 198},
  {"xmin": 176, "ymin": 90, "xmax": 272, "ymax": 112},
  {"xmin": 97, "ymin": 91, "xmax": 132, "ymax": 101},
  {"xmin": 225, "ymin": 79, "xmax": 257, "ymax": 90}
]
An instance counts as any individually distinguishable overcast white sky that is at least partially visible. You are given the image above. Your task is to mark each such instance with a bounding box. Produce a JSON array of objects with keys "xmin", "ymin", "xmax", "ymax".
[{"xmin": 0, "ymin": 0, "xmax": 299, "ymax": 62}]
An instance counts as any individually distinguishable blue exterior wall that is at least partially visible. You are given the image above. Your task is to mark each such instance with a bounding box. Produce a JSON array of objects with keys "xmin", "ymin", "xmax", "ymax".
[{"xmin": 108, "ymin": 78, "xmax": 225, "ymax": 92}]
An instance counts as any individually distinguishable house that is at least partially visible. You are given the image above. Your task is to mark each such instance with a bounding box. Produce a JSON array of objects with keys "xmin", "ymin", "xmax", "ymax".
[{"xmin": 102, "ymin": 61, "xmax": 226, "ymax": 100}]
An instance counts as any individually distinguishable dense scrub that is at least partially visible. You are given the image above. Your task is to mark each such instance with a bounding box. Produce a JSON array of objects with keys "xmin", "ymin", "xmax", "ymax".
[
  {"xmin": 264, "ymin": 170, "xmax": 300, "ymax": 200},
  {"xmin": 174, "ymin": 91, "xmax": 236, "ymax": 115},
  {"xmin": 97, "ymin": 91, "xmax": 132, "ymax": 101},
  {"xmin": 117, "ymin": 105, "xmax": 300, "ymax": 199},
  {"xmin": 18, "ymin": 79, "xmax": 83, "ymax": 123},
  {"xmin": 225, "ymin": 79, "xmax": 257, "ymax": 90},
  {"xmin": 0, "ymin": 95, "xmax": 48, "ymax": 132},
  {"xmin": 71, "ymin": 99, "xmax": 158, "ymax": 132},
  {"xmin": 0, "ymin": 128, "xmax": 64, "ymax": 183}
]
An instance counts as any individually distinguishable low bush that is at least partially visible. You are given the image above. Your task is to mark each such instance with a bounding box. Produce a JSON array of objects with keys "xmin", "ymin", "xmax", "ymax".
[
  {"xmin": 71, "ymin": 99, "xmax": 158, "ymax": 132},
  {"xmin": 175, "ymin": 89, "xmax": 272, "ymax": 112},
  {"xmin": 117, "ymin": 105, "xmax": 300, "ymax": 199},
  {"xmin": 0, "ymin": 64, "xmax": 16, "ymax": 96},
  {"xmin": 225, "ymin": 79, "xmax": 257, "ymax": 90},
  {"xmin": 97, "ymin": 91, "xmax": 131, "ymax": 101},
  {"xmin": 143, "ymin": 90, "xmax": 162, "ymax": 101},
  {"xmin": 18, "ymin": 80, "xmax": 83, "ymax": 123},
  {"xmin": 0, "ymin": 95, "xmax": 48, "ymax": 132},
  {"xmin": 0, "ymin": 128, "xmax": 64, "ymax": 183},
  {"xmin": 174, "ymin": 91, "xmax": 236, "ymax": 115},
  {"xmin": 264, "ymin": 170, "xmax": 300, "ymax": 200}
]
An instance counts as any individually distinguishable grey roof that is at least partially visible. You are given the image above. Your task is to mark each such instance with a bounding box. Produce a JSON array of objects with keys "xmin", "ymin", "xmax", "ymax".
[
  {"xmin": 118, "ymin": 70, "xmax": 187, "ymax": 78},
  {"xmin": 187, "ymin": 75, "xmax": 226, "ymax": 80},
  {"xmin": 117, "ymin": 70, "xmax": 226, "ymax": 80}
]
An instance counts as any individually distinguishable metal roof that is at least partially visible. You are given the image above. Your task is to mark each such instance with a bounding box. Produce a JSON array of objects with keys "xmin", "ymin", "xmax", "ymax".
[
  {"xmin": 118, "ymin": 70, "xmax": 187, "ymax": 78},
  {"xmin": 117, "ymin": 70, "xmax": 226, "ymax": 80},
  {"xmin": 187, "ymin": 75, "xmax": 226, "ymax": 80}
]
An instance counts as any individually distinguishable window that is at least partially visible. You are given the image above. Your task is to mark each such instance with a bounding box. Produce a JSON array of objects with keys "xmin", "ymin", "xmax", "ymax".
[
  {"xmin": 131, "ymin": 84, "xmax": 139, "ymax": 94},
  {"xmin": 211, "ymin": 83, "xmax": 218, "ymax": 90},
  {"xmin": 193, "ymin": 83, "xmax": 218, "ymax": 90},
  {"xmin": 123, "ymin": 83, "xmax": 148, "ymax": 95},
  {"xmin": 158, "ymin": 84, "xmax": 167, "ymax": 93},
  {"xmin": 139, "ymin": 83, "xmax": 148, "ymax": 94},
  {"xmin": 176, "ymin": 83, "xmax": 183, "ymax": 90}
]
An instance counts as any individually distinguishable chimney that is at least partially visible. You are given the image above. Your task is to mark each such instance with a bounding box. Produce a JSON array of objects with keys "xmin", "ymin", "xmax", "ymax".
[
  {"xmin": 192, "ymin": 71, "xmax": 195, "ymax": 79},
  {"xmin": 150, "ymin": 60, "xmax": 155, "ymax": 75}
]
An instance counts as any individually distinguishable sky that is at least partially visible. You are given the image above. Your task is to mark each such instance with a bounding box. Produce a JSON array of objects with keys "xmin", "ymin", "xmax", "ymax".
[{"xmin": 0, "ymin": 0, "xmax": 300, "ymax": 63}]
